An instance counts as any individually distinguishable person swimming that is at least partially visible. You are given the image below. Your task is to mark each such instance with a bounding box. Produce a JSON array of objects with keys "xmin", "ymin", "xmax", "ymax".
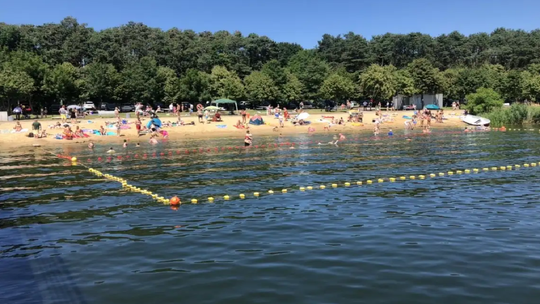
[
  {"xmin": 88, "ymin": 141, "xmax": 94, "ymax": 149},
  {"xmin": 123, "ymin": 139, "xmax": 128, "ymax": 148},
  {"xmin": 388, "ymin": 129, "xmax": 393, "ymax": 136},
  {"xmin": 136, "ymin": 143, "xmax": 140, "ymax": 147},
  {"xmin": 106, "ymin": 147, "xmax": 115, "ymax": 154}
]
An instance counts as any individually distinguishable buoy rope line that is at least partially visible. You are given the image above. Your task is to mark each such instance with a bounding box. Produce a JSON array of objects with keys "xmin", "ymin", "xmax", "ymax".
[
  {"xmin": 78, "ymin": 130, "xmax": 496, "ymax": 163},
  {"xmin": 53, "ymin": 153, "xmax": 172, "ymax": 205},
  {"xmin": 55, "ymin": 151, "xmax": 540, "ymax": 207},
  {"xmin": 178, "ymin": 161, "xmax": 540, "ymax": 205}
]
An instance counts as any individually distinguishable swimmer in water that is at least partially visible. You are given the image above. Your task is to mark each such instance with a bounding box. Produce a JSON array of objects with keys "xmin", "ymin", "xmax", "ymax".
[
  {"xmin": 106, "ymin": 147, "xmax": 115, "ymax": 154},
  {"xmin": 149, "ymin": 135, "xmax": 158, "ymax": 145},
  {"xmin": 388, "ymin": 129, "xmax": 393, "ymax": 136},
  {"xmin": 136, "ymin": 143, "xmax": 140, "ymax": 147},
  {"xmin": 88, "ymin": 141, "xmax": 94, "ymax": 149},
  {"xmin": 123, "ymin": 139, "xmax": 128, "ymax": 148}
]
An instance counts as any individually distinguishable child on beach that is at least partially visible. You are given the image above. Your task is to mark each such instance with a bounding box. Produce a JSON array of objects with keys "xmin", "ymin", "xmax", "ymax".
[{"xmin": 123, "ymin": 139, "xmax": 128, "ymax": 148}]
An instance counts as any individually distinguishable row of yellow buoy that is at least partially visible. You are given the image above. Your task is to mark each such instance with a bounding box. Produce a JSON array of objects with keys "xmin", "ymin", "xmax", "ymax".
[
  {"xmin": 507, "ymin": 128, "xmax": 536, "ymax": 131},
  {"xmin": 87, "ymin": 161, "xmax": 540, "ymax": 206},
  {"xmin": 179, "ymin": 161, "xmax": 540, "ymax": 204},
  {"xmin": 87, "ymin": 167, "xmax": 171, "ymax": 205}
]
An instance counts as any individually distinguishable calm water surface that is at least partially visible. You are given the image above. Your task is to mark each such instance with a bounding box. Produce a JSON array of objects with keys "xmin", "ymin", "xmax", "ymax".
[{"xmin": 2, "ymin": 130, "xmax": 540, "ymax": 304}]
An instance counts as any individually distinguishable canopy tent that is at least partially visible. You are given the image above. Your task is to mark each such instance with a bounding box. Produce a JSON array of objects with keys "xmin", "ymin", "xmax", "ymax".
[{"xmin": 211, "ymin": 98, "xmax": 238, "ymax": 113}]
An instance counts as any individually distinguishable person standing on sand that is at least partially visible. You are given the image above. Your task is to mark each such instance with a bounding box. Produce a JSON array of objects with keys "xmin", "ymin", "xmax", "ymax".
[
  {"xmin": 59, "ymin": 105, "xmax": 67, "ymax": 123},
  {"xmin": 114, "ymin": 107, "xmax": 119, "ymax": 119},
  {"xmin": 32, "ymin": 119, "xmax": 42, "ymax": 133}
]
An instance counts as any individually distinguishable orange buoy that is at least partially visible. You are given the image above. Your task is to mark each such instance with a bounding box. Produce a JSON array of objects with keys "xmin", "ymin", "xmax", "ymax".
[{"xmin": 170, "ymin": 196, "xmax": 181, "ymax": 206}]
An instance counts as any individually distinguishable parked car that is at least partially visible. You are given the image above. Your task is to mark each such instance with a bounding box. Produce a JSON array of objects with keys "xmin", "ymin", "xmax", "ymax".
[
  {"xmin": 104, "ymin": 103, "xmax": 117, "ymax": 111},
  {"xmin": 255, "ymin": 101, "xmax": 271, "ymax": 110},
  {"xmin": 121, "ymin": 104, "xmax": 135, "ymax": 112},
  {"xmin": 50, "ymin": 104, "xmax": 62, "ymax": 114},
  {"xmin": 402, "ymin": 105, "xmax": 416, "ymax": 110},
  {"xmin": 300, "ymin": 101, "xmax": 314, "ymax": 109},
  {"xmin": 83, "ymin": 101, "xmax": 96, "ymax": 110},
  {"xmin": 238, "ymin": 101, "xmax": 251, "ymax": 110}
]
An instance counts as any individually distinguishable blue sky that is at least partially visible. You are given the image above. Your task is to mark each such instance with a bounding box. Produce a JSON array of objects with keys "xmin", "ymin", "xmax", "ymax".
[{"xmin": 1, "ymin": 0, "xmax": 539, "ymax": 48}]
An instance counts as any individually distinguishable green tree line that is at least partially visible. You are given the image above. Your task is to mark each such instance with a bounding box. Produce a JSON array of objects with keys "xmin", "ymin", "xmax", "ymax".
[{"xmin": 2, "ymin": 17, "xmax": 540, "ymax": 112}]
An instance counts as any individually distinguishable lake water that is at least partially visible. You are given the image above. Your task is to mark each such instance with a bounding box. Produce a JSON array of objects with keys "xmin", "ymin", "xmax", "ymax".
[{"xmin": 2, "ymin": 129, "xmax": 540, "ymax": 304}]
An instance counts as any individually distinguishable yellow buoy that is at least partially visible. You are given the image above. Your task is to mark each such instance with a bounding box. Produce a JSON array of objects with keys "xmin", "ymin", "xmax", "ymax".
[
  {"xmin": 419, "ymin": 175, "xmax": 425, "ymax": 179},
  {"xmin": 71, "ymin": 157, "xmax": 77, "ymax": 162},
  {"xmin": 268, "ymin": 190, "xmax": 274, "ymax": 194},
  {"xmin": 515, "ymin": 165, "xmax": 521, "ymax": 168},
  {"xmin": 491, "ymin": 167, "xmax": 498, "ymax": 171},
  {"xmin": 532, "ymin": 163, "xmax": 537, "ymax": 167},
  {"xmin": 307, "ymin": 186, "xmax": 313, "ymax": 190},
  {"xmin": 483, "ymin": 168, "xmax": 489, "ymax": 171},
  {"xmin": 506, "ymin": 166, "xmax": 512, "ymax": 170},
  {"xmin": 409, "ymin": 176, "xmax": 416, "ymax": 180},
  {"xmin": 332, "ymin": 184, "xmax": 338, "ymax": 188},
  {"xmin": 389, "ymin": 178, "xmax": 396, "ymax": 182},
  {"xmin": 524, "ymin": 164, "xmax": 530, "ymax": 167},
  {"xmin": 448, "ymin": 171, "xmax": 454, "ymax": 175},
  {"xmin": 191, "ymin": 199, "xmax": 198, "ymax": 204},
  {"xmin": 430, "ymin": 173, "xmax": 436, "ymax": 177},
  {"xmin": 356, "ymin": 181, "xmax": 362, "ymax": 186},
  {"xmin": 456, "ymin": 170, "xmax": 463, "ymax": 174},
  {"xmin": 400, "ymin": 176, "xmax": 406, "ymax": 180},
  {"xmin": 344, "ymin": 182, "xmax": 350, "ymax": 187},
  {"xmin": 239, "ymin": 194, "xmax": 245, "ymax": 199},
  {"xmin": 465, "ymin": 169, "xmax": 471, "ymax": 173},
  {"xmin": 300, "ymin": 187, "xmax": 306, "ymax": 191},
  {"xmin": 500, "ymin": 166, "xmax": 506, "ymax": 170},
  {"xmin": 282, "ymin": 189, "xmax": 287, "ymax": 193},
  {"xmin": 224, "ymin": 195, "xmax": 230, "ymax": 200},
  {"xmin": 320, "ymin": 185, "xmax": 326, "ymax": 189},
  {"xmin": 438, "ymin": 173, "xmax": 444, "ymax": 176},
  {"xmin": 366, "ymin": 180, "xmax": 373, "ymax": 184},
  {"xmin": 152, "ymin": 194, "xmax": 158, "ymax": 199},
  {"xmin": 208, "ymin": 197, "xmax": 214, "ymax": 202},
  {"xmin": 377, "ymin": 179, "xmax": 384, "ymax": 183}
]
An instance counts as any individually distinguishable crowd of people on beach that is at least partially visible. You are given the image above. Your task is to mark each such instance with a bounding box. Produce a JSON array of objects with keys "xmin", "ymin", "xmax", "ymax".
[{"xmin": 8, "ymin": 98, "xmax": 492, "ymax": 152}]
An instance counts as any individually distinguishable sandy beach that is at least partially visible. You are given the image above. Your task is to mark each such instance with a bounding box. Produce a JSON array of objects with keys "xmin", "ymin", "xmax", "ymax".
[{"xmin": 0, "ymin": 110, "xmax": 467, "ymax": 149}]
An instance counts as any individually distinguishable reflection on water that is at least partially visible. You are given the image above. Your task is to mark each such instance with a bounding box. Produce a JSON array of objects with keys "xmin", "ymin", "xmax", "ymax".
[{"xmin": 2, "ymin": 130, "xmax": 540, "ymax": 304}]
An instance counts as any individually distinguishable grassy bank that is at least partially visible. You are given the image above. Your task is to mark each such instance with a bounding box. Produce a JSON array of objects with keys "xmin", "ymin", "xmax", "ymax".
[{"xmin": 484, "ymin": 104, "xmax": 540, "ymax": 127}]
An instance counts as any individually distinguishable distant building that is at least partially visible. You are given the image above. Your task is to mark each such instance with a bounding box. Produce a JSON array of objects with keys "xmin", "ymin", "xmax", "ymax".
[{"xmin": 392, "ymin": 94, "xmax": 443, "ymax": 110}]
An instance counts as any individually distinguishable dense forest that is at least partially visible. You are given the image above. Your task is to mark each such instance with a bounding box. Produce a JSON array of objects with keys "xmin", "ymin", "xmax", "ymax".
[{"xmin": 1, "ymin": 17, "xmax": 540, "ymax": 113}]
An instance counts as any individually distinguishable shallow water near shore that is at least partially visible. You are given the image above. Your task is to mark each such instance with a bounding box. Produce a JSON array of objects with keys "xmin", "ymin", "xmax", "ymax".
[{"xmin": 2, "ymin": 129, "xmax": 540, "ymax": 304}]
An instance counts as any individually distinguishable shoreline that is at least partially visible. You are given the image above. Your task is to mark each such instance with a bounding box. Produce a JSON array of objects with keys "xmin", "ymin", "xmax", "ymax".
[{"xmin": 0, "ymin": 111, "xmax": 468, "ymax": 150}]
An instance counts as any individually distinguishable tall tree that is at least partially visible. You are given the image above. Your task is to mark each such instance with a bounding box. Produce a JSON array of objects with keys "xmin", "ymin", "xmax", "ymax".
[
  {"xmin": 42, "ymin": 62, "xmax": 81, "ymax": 103},
  {"xmin": 81, "ymin": 63, "xmax": 120, "ymax": 104},
  {"xmin": 178, "ymin": 69, "xmax": 211, "ymax": 103},
  {"xmin": 319, "ymin": 73, "xmax": 356, "ymax": 101},
  {"xmin": 244, "ymin": 71, "xmax": 279, "ymax": 102},
  {"xmin": 359, "ymin": 64, "xmax": 397, "ymax": 101},
  {"xmin": 209, "ymin": 66, "xmax": 244, "ymax": 100}
]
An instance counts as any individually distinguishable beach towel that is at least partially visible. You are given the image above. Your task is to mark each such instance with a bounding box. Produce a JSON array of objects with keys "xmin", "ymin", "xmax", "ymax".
[
  {"xmin": 403, "ymin": 115, "xmax": 412, "ymax": 120},
  {"xmin": 216, "ymin": 125, "xmax": 227, "ymax": 129}
]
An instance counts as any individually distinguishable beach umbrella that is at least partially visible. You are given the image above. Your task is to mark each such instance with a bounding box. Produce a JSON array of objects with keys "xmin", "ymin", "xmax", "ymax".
[{"xmin": 297, "ymin": 112, "xmax": 310, "ymax": 120}]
